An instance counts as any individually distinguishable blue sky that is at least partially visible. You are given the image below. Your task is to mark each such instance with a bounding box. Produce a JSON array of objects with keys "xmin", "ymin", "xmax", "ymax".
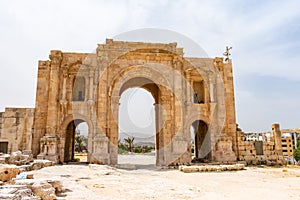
[{"xmin": 0, "ymin": 0, "xmax": 299, "ymax": 132}]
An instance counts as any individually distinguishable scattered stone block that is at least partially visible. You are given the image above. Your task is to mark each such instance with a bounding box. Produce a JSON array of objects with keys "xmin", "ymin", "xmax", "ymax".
[
  {"xmin": 0, "ymin": 185, "xmax": 40, "ymax": 200},
  {"xmin": 0, "ymin": 164, "xmax": 20, "ymax": 182},
  {"xmin": 9, "ymin": 151, "xmax": 33, "ymax": 166},
  {"xmin": 31, "ymin": 181, "xmax": 56, "ymax": 200},
  {"xmin": 31, "ymin": 160, "xmax": 53, "ymax": 171},
  {"xmin": 46, "ymin": 180, "xmax": 62, "ymax": 193},
  {"xmin": 179, "ymin": 163, "xmax": 246, "ymax": 173}
]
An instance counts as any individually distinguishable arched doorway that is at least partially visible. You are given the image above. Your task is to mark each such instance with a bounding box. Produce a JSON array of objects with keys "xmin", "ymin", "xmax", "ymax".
[
  {"xmin": 190, "ymin": 120, "xmax": 211, "ymax": 162},
  {"xmin": 117, "ymin": 77, "xmax": 160, "ymax": 166},
  {"xmin": 65, "ymin": 119, "xmax": 89, "ymax": 162},
  {"xmin": 118, "ymin": 88, "xmax": 156, "ymax": 166}
]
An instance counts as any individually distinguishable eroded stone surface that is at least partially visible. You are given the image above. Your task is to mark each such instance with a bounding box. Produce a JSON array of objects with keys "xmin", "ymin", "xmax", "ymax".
[
  {"xmin": 31, "ymin": 181, "xmax": 56, "ymax": 200},
  {"xmin": 179, "ymin": 163, "xmax": 245, "ymax": 173},
  {"xmin": 0, "ymin": 164, "xmax": 20, "ymax": 182}
]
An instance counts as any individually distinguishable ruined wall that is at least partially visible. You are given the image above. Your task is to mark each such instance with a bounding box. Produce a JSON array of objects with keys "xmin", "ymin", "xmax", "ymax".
[
  {"xmin": 237, "ymin": 124, "xmax": 285, "ymax": 165},
  {"xmin": 0, "ymin": 108, "xmax": 34, "ymax": 153}
]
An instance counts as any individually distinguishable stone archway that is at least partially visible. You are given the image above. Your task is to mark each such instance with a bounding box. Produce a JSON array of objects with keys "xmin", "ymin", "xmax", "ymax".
[
  {"xmin": 64, "ymin": 119, "xmax": 89, "ymax": 162},
  {"xmin": 118, "ymin": 77, "xmax": 159, "ymax": 165},
  {"xmin": 105, "ymin": 65, "xmax": 176, "ymax": 166},
  {"xmin": 59, "ymin": 114, "xmax": 94, "ymax": 163},
  {"xmin": 190, "ymin": 120, "xmax": 211, "ymax": 162}
]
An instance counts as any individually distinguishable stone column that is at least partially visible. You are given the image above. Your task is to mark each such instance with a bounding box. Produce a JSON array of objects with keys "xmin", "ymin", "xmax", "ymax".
[
  {"xmin": 61, "ymin": 67, "xmax": 68, "ymax": 101},
  {"xmin": 46, "ymin": 50, "xmax": 62, "ymax": 136},
  {"xmin": 185, "ymin": 70, "xmax": 192, "ymax": 103},
  {"xmin": 159, "ymin": 94, "xmax": 173, "ymax": 166},
  {"xmin": 208, "ymin": 72, "xmax": 215, "ymax": 103},
  {"xmin": 272, "ymin": 124, "xmax": 283, "ymax": 155},
  {"xmin": 68, "ymin": 75, "xmax": 75, "ymax": 101},
  {"xmin": 88, "ymin": 69, "xmax": 94, "ymax": 102},
  {"xmin": 108, "ymin": 95, "xmax": 120, "ymax": 165},
  {"xmin": 38, "ymin": 51, "xmax": 62, "ymax": 162}
]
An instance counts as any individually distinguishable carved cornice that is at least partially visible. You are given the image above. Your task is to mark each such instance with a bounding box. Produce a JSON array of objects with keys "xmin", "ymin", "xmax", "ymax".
[{"xmin": 49, "ymin": 50, "xmax": 62, "ymax": 65}]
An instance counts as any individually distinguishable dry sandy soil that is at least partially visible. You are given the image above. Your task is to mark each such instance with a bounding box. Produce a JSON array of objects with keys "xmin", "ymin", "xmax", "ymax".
[{"xmin": 32, "ymin": 155, "xmax": 300, "ymax": 200}]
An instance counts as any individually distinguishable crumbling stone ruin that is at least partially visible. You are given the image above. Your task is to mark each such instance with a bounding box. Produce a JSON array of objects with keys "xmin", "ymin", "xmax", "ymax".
[
  {"xmin": 0, "ymin": 39, "xmax": 286, "ymax": 166},
  {"xmin": 237, "ymin": 124, "xmax": 285, "ymax": 165},
  {"xmin": 0, "ymin": 151, "xmax": 60, "ymax": 200}
]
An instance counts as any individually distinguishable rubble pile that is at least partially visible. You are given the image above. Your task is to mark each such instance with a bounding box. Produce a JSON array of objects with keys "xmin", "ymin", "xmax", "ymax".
[{"xmin": 0, "ymin": 151, "xmax": 61, "ymax": 200}]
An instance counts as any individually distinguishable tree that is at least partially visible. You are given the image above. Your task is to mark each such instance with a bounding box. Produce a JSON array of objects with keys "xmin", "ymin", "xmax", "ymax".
[
  {"xmin": 75, "ymin": 135, "xmax": 83, "ymax": 152},
  {"xmin": 124, "ymin": 137, "xmax": 135, "ymax": 153},
  {"xmin": 294, "ymin": 140, "xmax": 300, "ymax": 162}
]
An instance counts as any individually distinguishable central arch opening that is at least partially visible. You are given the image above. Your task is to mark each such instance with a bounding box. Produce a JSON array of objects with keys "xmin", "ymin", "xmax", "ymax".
[{"xmin": 118, "ymin": 77, "xmax": 159, "ymax": 167}]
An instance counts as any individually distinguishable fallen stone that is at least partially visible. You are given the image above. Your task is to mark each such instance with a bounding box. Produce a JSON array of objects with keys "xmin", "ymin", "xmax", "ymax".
[
  {"xmin": 14, "ymin": 178, "xmax": 36, "ymax": 187},
  {"xmin": 46, "ymin": 180, "xmax": 62, "ymax": 193},
  {"xmin": 30, "ymin": 160, "xmax": 53, "ymax": 171},
  {"xmin": 31, "ymin": 181, "xmax": 56, "ymax": 200},
  {"xmin": 0, "ymin": 164, "xmax": 20, "ymax": 182},
  {"xmin": 0, "ymin": 185, "xmax": 40, "ymax": 200},
  {"xmin": 0, "ymin": 154, "xmax": 10, "ymax": 164},
  {"xmin": 26, "ymin": 173, "xmax": 34, "ymax": 179},
  {"xmin": 179, "ymin": 163, "xmax": 246, "ymax": 173},
  {"xmin": 9, "ymin": 151, "xmax": 33, "ymax": 166}
]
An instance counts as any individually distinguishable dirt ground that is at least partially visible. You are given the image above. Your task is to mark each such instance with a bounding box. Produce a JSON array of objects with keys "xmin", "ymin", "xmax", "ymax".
[{"xmin": 32, "ymin": 155, "xmax": 300, "ymax": 200}]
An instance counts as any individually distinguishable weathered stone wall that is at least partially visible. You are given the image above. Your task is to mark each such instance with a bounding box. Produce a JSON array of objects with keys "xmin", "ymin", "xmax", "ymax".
[
  {"xmin": 0, "ymin": 108, "xmax": 34, "ymax": 153},
  {"xmin": 237, "ymin": 124, "xmax": 285, "ymax": 165}
]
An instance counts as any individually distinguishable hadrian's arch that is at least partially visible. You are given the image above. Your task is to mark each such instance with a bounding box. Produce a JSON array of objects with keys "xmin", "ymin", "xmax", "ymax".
[{"xmin": 33, "ymin": 39, "xmax": 238, "ymax": 166}]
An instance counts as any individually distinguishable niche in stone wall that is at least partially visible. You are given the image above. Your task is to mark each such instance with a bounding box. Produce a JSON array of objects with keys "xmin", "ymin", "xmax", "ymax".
[
  {"xmin": 193, "ymin": 81, "xmax": 205, "ymax": 104},
  {"xmin": 72, "ymin": 76, "xmax": 85, "ymax": 101}
]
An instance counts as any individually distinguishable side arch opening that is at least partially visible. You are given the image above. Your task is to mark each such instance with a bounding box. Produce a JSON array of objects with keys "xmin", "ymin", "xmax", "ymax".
[
  {"xmin": 190, "ymin": 120, "xmax": 211, "ymax": 162},
  {"xmin": 65, "ymin": 119, "xmax": 89, "ymax": 162}
]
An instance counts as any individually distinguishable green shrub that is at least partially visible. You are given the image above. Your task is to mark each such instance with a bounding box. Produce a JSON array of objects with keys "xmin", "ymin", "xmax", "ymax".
[
  {"xmin": 134, "ymin": 146, "xmax": 142, "ymax": 153},
  {"xmin": 294, "ymin": 148, "xmax": 300, "ymax": 161}
]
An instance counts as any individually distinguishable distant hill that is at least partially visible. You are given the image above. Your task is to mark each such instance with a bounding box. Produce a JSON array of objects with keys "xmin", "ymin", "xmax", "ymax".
[{"xmin": 119, "ymin": 132, "xmax": 155, "ymax": 147}]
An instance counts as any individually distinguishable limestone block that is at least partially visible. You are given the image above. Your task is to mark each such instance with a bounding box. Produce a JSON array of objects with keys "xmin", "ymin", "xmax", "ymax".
[
  {"xmin": 0, "ymin": 154, "xmax": 10, "ymax": 164},
  {"xmin": 26, "ymin": 173, "xmax": 34, "ymax": 179},
  {"xmin": 238, "ymin": 156, "xmax": 245, "ymax": 161},
  {"xmin": 9, "ymin": 151, "xmax": 33, "ymax": 166},
  {"xmin": 264, "ymin": 150, "xmax": 271, "ymax": 155},
  {"xmin": 46, "ymin": 180, "xmax": 62, "ymax": 193},
  {"xmin": 243, "ymin": 155, "xmax": 255, "ymax": 161},
  {"xmin": 238, "ymin": 145, "xmax": 246, "ymax": 151},
  {"xmin": 31, "ymin": 160, "xmax": 53, "ymax": 171},
  {"xmin": 0, "ymin": 164, "xmax": 20, "ymax": 182},
  {"xmin": 236, "ymin": 164, "xmax": 245, "ymax": 170},
  {"xmin": 14, "ymin": 178, "xmax": 36, "ymax": 187},
  {"xmin": 180, "ymin": 166, "xmax": 199, "ymax": 173},
  {"xmin": 215, "ymin": 138, "xmax": 236, "ymax": 162},
  {"xmin": 31, "ymin": 181, "xmax": 56, "ymax": 200},
  {"xmin": 0, "ymin": 185, "xmax": 39, "ymax": 200},
  {"xmin": 238, "ymin": 150, "xmax": 247, "ymax": 156}
]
